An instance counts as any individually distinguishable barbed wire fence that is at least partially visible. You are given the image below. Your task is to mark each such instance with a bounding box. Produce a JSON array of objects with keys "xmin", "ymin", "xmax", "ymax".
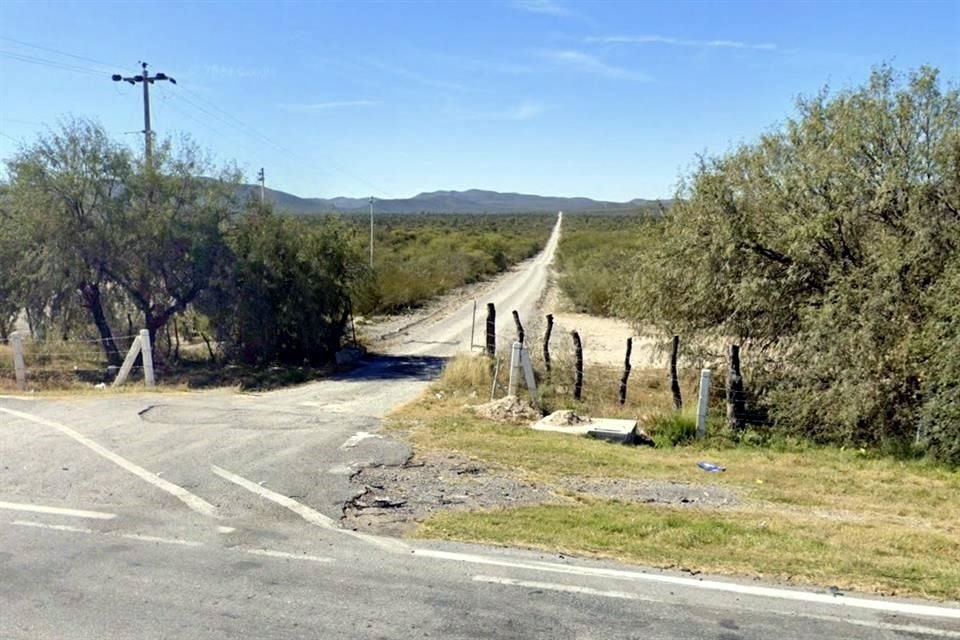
[
  {"xmin": 1, "ymin": 330, "xmax": 156, "ymax": 391},
  {"xmin": 478, "ymin": 304, "xmax": 778, "ymax": 435}
]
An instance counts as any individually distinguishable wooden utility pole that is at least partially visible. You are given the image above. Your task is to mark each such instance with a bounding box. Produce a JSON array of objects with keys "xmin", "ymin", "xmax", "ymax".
[{"xmin": 112, "ymin": 62, "xmax": 176, "ymax": 167}]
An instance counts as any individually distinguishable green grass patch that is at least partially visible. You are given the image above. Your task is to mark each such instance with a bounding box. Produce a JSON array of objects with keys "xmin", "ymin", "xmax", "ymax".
[{"xmin": 417, "ymin": 500, "xmax": 960, "ymax": 599}]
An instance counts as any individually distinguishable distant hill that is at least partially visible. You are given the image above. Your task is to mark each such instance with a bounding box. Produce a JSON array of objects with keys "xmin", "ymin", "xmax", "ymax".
[{"xmin": 238, "ymin": 185, "xmax": 667, "ymax": 215}]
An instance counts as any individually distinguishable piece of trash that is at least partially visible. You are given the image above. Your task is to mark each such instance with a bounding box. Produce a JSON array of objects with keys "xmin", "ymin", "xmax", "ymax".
[{"xmin": 697, "ymin": 461, "xmax": 726, "ymax": 472}]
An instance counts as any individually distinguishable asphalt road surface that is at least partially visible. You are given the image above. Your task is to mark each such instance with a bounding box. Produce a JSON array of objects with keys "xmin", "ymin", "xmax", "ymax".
[{"xmin": 2, "ymin": 213, "xmax": 959, "ymax": 639}]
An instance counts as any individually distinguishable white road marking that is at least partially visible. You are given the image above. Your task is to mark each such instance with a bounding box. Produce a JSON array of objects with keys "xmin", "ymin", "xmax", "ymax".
[
  {"xmin": 218, "ymin": 526, "xmax": 236, "ymax": 534},
  {"xmin": 474, "ymin": 575, "xmax": 646, "ymax": 601},
  {"xmin": 12, "ymin": 520, "xmax": 201, "ymax": 546},
  {"xmin": 211, "ymin": 464, "xmax": 410, "ymax": 553},
  {"xmin": 245, "ymin": 549, "xmax": 333, "ymax": 563},
  {"xmin": 339, "ymin": 431, "xmax": 381, "ymax": 449},
  {"xmin": 414, "ymin": 549, "xmax": 960, "ymax": 621},
  {"xmin": 0, "ymin": 500, "xmax": 116, "ymax": 520},
  {"xmin": 0, "ymin": 407, "xmax": 218, "ymax": 519},
  {"xmin": 10, "ymin": 520, "xmax": 337, "ymax": 564},
  {"xmin": 211, "ymin": 464, "xmax": 337, "ymax": 529}
]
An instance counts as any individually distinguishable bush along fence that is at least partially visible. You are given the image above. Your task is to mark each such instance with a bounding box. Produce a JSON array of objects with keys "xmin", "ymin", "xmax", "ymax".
[
  {"xmin": 479, "ymin": 303, "xmax": 763, "ymax": 439},
  {"xmin": 2, "ymin": 330, "xmax": 156, "ymax": 391}
]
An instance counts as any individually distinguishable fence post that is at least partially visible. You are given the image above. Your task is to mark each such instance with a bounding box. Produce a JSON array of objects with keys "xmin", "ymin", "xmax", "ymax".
[
  {"xmin": 727, "ymin": 344, "xmax": 746, "ymax": 431},
  {"xmin": 485, "ymin": 303, "xmax": 496, "ymax": 357},
  {"xmin": 470, "ymin": 300, "xmax": 477, "ymax": 350},
  {"xmin": 490, "ymin": 356, "xmax": 502, "ymax": 401},
  {"xmin": 619, "ymin": 337, "xmax": 632, "ymax": 405},
  {"xmin": 507, "ymin": 341, "xmax": 522, "ymax": 396},
  {"xmin": 696, "ymin": 368, "xmax": 712, "ymax": 439},
  {"xmin": 511, "ymin": 310, "xmax": 525, "ymax": 345},
  {"xmin": 571, "ymin": 330, "xmax": 583, "ymax": 401},
  {"xmin": 11, "ymin": 331, "xmax": 26, "ymax": 391},
  {"xmin": 543, "ymin": 314, "xmax": 554, "ymax": 375},
  {"xmin": 140, "ymin": 329, "xmax": 155, "ymax": 388},
  {"xmin": 520, "ymin": 345, "xmax": 538, "ymax": 407},
  {"xmin": 113, "ymin": 335, "xmax": 142, "ymax": 387},
  {"xmin": 670, "ymin": 335, "xmax": 682, "ymax": 410}
]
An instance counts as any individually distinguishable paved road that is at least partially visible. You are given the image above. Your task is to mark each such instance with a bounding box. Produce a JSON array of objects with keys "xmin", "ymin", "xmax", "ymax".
[{"xmin": 2, "ymin": 213, "xmax": 959, "ymax": 638}]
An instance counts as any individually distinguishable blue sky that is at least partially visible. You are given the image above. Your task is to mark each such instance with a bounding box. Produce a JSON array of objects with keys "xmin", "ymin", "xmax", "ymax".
[{"xmin": 1, "ymin": 0, "xmax": 957, "ymax": 201}]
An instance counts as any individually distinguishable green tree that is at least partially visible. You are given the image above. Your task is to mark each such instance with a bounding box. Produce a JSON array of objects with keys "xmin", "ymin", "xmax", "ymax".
[{"xmin": 622, "ymin": 66, "xmax": 960, "ymax": 461}]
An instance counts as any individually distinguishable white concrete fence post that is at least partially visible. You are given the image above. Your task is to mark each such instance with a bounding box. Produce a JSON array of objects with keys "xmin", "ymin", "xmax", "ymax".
[
  {"xmin": 112, "ymin": 335, "xmax": 142, "ymax": 387},
  {"xmin": 11, "ymin": 331, "xmax": 27, "ymax": 391},
  {"xmin": 696, "ymin": 368, "xmax": 712, "ymax": 439},
  {"xmin": 507, "ymin": 341, "xmax": 522, "ymax": 396},
  {"xmin": 140, "ymin": 329, "xmax": 155, "ymax": 388}
]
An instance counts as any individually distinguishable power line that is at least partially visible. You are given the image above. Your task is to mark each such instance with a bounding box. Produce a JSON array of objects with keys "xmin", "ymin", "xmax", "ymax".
[
  {"xmin": 0, "ymin": 35, "xmax": 119, "ymax": 70},
  {"xmin": 0, "ymin": 50, "xmax": 107, "ymax": 76}
]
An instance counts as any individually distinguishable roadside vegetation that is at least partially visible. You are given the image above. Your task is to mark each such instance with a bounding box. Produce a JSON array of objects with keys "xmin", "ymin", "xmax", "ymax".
[
  {"xmin": 0, "ymin": 120, "xmax": 553, "ymax": 390},
  {"xmin": 345, "ymin": 213, "xmax": 554, "ymax": 316},
  {"xmin": 391, "ymin": 354, "xmax": 960, "ymax": 600},
  {"xmin": 556, "ymin": 65, "xmax": 960, "ymax": 466}
]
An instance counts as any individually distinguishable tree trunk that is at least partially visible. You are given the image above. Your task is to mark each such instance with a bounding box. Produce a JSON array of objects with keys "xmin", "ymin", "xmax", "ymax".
[
  {"xmin": 543, "ymin": 314, "xmax": 554, "ymax": 376},
  {"xmin": 727, "ymin": 344, "xmax": 747, "ymax": 431},
  {"xmin": 78, "ymin": 281, "xmax": 122, "ymax": 367},
  {"xmin": 670, "ymin": 335, "xmax": 683, "ymax": 410},
  {"xmin": 571, "ymin": 330, "xmax": 583, "ymax": 401},
  {"xmin": 619, "ymin": 337, "xmax": 632, "ymax": 405}
]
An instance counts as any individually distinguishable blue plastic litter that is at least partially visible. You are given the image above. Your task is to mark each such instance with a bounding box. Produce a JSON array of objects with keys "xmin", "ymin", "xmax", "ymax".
[{"xmin": 697, "ymin": 461, "xmax": 726, "ymax": 472}]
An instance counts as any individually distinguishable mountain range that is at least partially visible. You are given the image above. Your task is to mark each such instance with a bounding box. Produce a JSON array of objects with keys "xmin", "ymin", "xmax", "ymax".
[{"xmin": 240, "ymin": 185, "xmax": 666, "ymax": 215}]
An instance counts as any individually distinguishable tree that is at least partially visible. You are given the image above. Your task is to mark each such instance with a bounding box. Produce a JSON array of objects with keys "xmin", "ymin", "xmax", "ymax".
[
  {"xmin": 5, "ymin": 118, "xmax": 132, "ymax": 364},
  {"xmin": 199, "ymin": 213, "xmax": 360, "ymax": 366},
  {"xmin": 621, "ymin": 66, "xmax": 960, "ymax": 462},
  {"xmin": 3, "ymin": 120, "xmax": 243, "ymax": 362}
]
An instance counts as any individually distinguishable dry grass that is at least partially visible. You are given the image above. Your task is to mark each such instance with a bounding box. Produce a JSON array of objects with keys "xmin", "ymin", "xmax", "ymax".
[{"xmin": 390, "ymin": 357, "xmax": 960, "ymax": 600}]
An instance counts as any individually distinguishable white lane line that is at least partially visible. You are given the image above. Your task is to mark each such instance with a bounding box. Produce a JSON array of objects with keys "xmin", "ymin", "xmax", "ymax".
[
  {"xmin": 10, "ymin": 520, "xmax": 336, "ymax": 564},
  {"xmin": 119, "ymin": 533, "xmax": 203, "ymax": 547},
  {"xmin": 474, "ymin": 575, "xmax": 646, "ymax": 601},
  {"xmin": 0, "ymin": 407, "xmax": 218, "ymax": 519},
  {"xmin": 0, "ymin": 501, "xmax": 116, "ymax": 520},
  {"xmin": 473, "ymin": 574, "xmax": 960, "ymax": 638},
  {"xmin": 414, "ymin": 549, "xmax": 960, "ymax": 621},
  {"xmin": 211, "ymin": 464, "xmax": 337, "ymax": 529},
  {"xmin": 245, "ymin": 549, "xmax": 334, "ymax": 563},
  {"xmin": 211, "ymin": 464, "xmax": 410, "ymax": 553},
  {"xmin": 339, "ymin": 431, "xmax": 381, "ymax": 449},
  {"xmin": 14, "ymin": 521, "xmax": 94, "ymax": 535},
  {"xmin": 12, "ymin": 520, "xmax": 201, "ymax": 546}
]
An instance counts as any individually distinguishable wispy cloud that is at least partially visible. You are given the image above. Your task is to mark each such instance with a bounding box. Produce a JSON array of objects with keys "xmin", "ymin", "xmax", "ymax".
[
  {"xmin": 585, "ymin": 34, "xmax": 777, "ymax": 51},
  {"xmin": 509, "ymin": 0, "xmax": 572, "ymax": 16},
  {"xmin": 278, "ymin": 100, "xmax": 377, "ymax": 113},
  {"xmin": 197, "ymin": 64, "xmax": 271, "ymax": 79},
  {"xmin": 458, "ymin": 100, "xmax": 550, "ymax": 121},
  {"xmin": 538, "ymin": 49, "xmax": 652, "ymax": 81},
  {"xmin": 363, "ymin": 58, "xmax": 467, "ymax": 92}
]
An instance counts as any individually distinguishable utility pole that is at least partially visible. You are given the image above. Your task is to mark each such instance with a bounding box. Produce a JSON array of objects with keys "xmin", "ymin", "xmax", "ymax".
[
  {"xmin": 369, "ymin": 196, "xmax": 375, "ymax": 269},
  {"xmin": 257, "ymin": 168, "xmax": 265, "ymax": 210},
  {"xmin": 112, "ymin": 62, "xmax": 176, "ymax": 167}
]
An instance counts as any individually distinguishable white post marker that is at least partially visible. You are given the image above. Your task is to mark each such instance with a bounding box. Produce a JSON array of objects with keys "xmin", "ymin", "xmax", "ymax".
[
  {"xmin": 11, "ymin": 331, "xmax": 26, "ymax": 391},
  {"xmin": 507, "ymin": 341, "xmax": 522, "ymax": 396},
  {"xmin": 470, "ymin": 300, "xmax": 477, "ymax": 350},
  {"xmin": 520, "ymin": 345, "xmax": 538, "ymax": 408},
  {"xmin": 112, "ymin": 335, "xmax": 142, "ymax": 387},
  {"xmin": 696, "ymin": 368, "xmax": 712, "ymax": 439},
  {"xmin": 139, "ymin": 329, "xmax": 155, "ymax": 387}
]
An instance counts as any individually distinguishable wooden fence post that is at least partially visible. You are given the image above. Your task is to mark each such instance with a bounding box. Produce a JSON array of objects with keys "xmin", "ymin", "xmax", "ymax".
[
  {"xmin": 485, "ymin": 303, "xmax": 496, "ymax": 357},
  {"xmin": 618, "ymin": 337, "xmax": 633, "ymax": 405},
  {"xmin": 11, "ymin": 331, "xmax": 26, "ymax": 391},
  {"xmin": 543, "ymin": 314, "xmax": 554, "ymax": 375},
  {"xmin": 512, "ymin": 310, "xmax": 525, "ymax": 345},
  {"xmin": 571, "ymin": 330, "xmax": 583, "ymax": 401},
  {"xmin": 140, "ymin": 329, "xmax": 155, "ymax": 388},
  {"xmin": 696, "ymin": 368, "xmax": 712, "ymax": 439},
  {"xmin": 727, "ymin": 344, "xmax": 746, "ymax": 431},
  {"xmin": 670, "ymin": 335, "xmax": 682, "ymax": 410}
]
